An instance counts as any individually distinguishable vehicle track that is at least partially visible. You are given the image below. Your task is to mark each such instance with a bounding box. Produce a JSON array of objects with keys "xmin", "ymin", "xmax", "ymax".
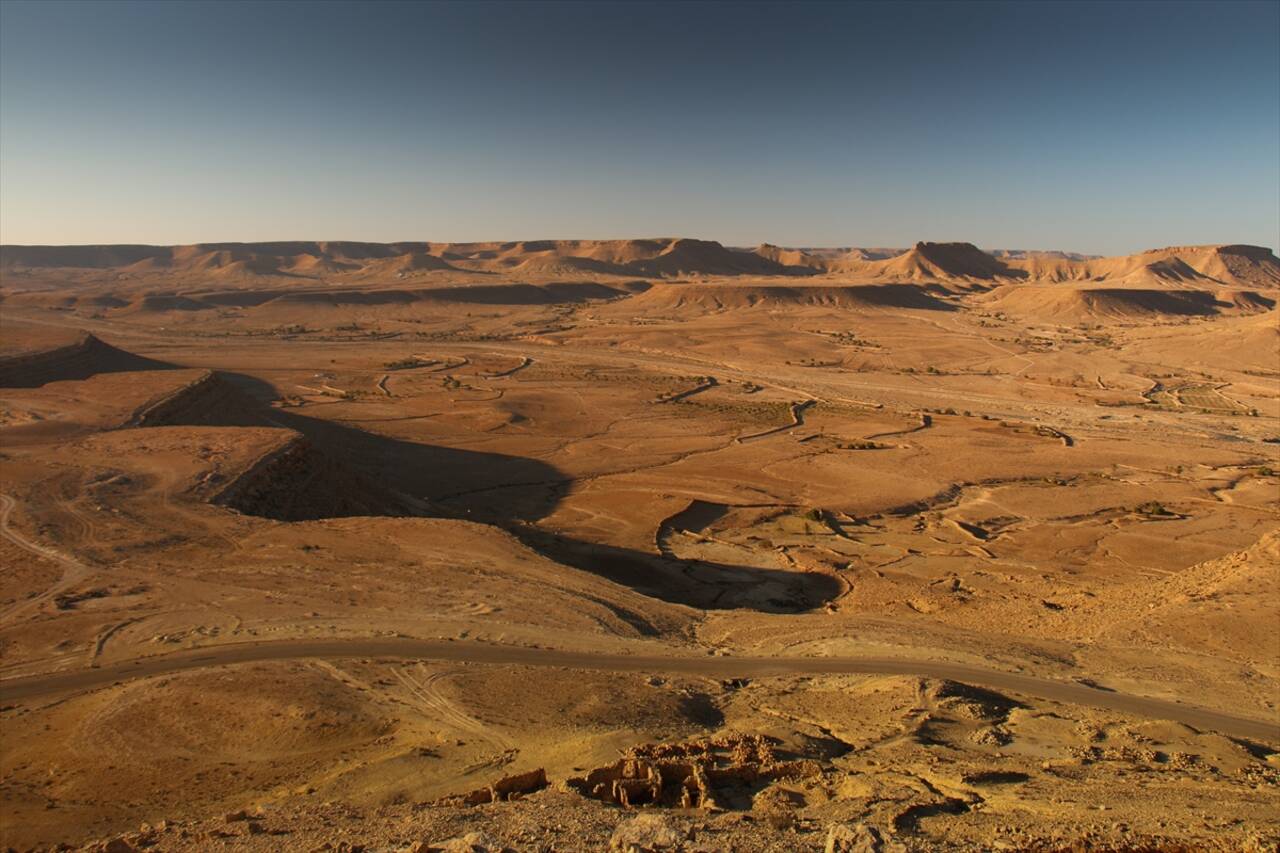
[
  {"xmin": 393, "ymin": 665, "xmax": 514, "ymax": 752},
  {"xmin": 0, "ymin": 493, "xmax": 93, "ymax": 621},
  {"xmin": 0, "ymin": 637, "xmax": 1275, "ymax": 741}
]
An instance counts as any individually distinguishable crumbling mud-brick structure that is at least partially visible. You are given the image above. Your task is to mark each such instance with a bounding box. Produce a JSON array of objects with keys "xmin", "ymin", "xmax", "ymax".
[{"xmin": 567, "ymin": 734, "xmax": 821, "ymax": 810}]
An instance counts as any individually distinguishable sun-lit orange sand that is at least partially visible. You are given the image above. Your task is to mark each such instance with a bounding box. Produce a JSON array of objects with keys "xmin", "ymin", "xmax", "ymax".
[{"xmin": 1, "ymin": 238, "xmax": 1277, "ymax": 851}]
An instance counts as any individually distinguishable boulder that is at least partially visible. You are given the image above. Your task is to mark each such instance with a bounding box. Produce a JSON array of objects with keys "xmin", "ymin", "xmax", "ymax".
[
  {"xmin": 100, "ymin": 840, "xmax": 139, "ymax": 853},
  {"xmin": 826, "ymin": 822, "xmax": 883, "ymax": 853},
  {"xmin": 610, "ymin": 813, "xmax": 688, "ymax": 852}
]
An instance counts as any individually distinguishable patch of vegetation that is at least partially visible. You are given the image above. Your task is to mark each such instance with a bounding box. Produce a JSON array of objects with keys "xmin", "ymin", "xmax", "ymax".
[
  {"xmin": 786, "ymin": 358, "xmax": 840, "ymax": 368},
  {"xmin": 825, "ymin": 331, "xmax": 879, "ymax": 347},
  {"xmin": 384, "ymin": 357, "xmax": 428, "ymax": 370},
  {"xmin": 54, "ymin": 588, "xmax": 110, "ymax": 610}
]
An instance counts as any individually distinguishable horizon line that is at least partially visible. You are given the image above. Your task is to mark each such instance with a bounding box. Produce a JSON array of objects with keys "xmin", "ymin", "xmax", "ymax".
[{"xmin": 1, "ymin": 237, "xmax": 1273, "ymax": 259}]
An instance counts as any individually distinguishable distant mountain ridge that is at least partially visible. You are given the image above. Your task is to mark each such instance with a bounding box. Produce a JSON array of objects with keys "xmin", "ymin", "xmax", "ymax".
[{"xmin": 2, "ymin": 238, "xmax": 1276, "ymax": 289}]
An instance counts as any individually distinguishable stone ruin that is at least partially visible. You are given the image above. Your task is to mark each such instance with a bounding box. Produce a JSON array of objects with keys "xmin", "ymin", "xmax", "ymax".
[
  {"xmin": 566, "ymin": 733, "xmax": 821, "ymax": 810},
  {"xmin": 437, "ymin": 767, "xmax": 549, "ymax": 806}
]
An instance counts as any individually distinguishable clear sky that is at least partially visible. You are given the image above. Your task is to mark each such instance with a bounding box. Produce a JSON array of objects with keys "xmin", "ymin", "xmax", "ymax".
[{"xmin": 1, "ymin": 0, "xmax": 1277, "ymax": 254}]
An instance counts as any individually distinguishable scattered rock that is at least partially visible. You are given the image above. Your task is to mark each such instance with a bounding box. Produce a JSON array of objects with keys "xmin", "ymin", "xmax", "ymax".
[
  {"xmin": 429, "ymin": 831, "xmax": 505, "ymax": 852},
  {"xmin": 970, "ymin": 725, "xmax": 1014, "ymax": 746},
  {"xmin": 752, "ymin": 785, "xmax": 801, "ymax": 829},
  {"xmin": 610, "ymin": 813, "xmax": 688, "ymax": 851},
  {"xmin": 929, "ymin": 681, "xmax": 1021, "ymax": 720},
  {"xmin": 825, "ymin": 822, "xmax": 883, "ymax": 853}
]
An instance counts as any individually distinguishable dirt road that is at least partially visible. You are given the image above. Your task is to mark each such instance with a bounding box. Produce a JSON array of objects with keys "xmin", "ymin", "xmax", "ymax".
[
  {"xmin": 1, "ymin": 637, "xmax": 1275, "ymax": 741},
  {"xmin": 0, "ymin": 493, "xmax": 93, "ymax": 621}
]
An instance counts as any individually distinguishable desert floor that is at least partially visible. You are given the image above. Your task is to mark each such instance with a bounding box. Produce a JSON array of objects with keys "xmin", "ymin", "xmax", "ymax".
[{"xmin": 0, "ymin": 257, "xmax": 1277, "ymax": 852}]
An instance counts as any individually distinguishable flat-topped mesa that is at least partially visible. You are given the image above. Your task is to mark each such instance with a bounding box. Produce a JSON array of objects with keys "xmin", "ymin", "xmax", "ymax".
[
  {"xmin": 1173, "ymin": 244, "xmax": 1279, "ymax": 288},
  {"xmin": 754, "ymin": 243, "xmax": 825, "ymax": 270},
  {"xmin": 854, "ymin": 240, "xmax": 1018, "ymax": 284},
  {"xmin": 640, "ymin": 237, "xmax": 794, "ymax": 276},
  {"xmin": 910, "ymin": 241, "xmax": 1014, "ymax": 279},
  {"xmin": 1080, "ymin": 243, "xmax": 1280, "ymax": 288},
  {"xmin": 1142, "ymin": 243, "xmax": 1275, "ymax": 259}
]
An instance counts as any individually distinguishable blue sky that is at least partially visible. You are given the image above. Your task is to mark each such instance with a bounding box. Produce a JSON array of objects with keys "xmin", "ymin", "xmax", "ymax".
[{"xmin": 1, "ymin": 0, "xmax": 1276, "ymax": 254}]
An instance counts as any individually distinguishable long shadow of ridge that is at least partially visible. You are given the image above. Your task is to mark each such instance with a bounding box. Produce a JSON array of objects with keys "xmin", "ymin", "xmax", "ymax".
[{"xmin": 191, "ymin": 371, "xmax": 844, "ymax": 616}]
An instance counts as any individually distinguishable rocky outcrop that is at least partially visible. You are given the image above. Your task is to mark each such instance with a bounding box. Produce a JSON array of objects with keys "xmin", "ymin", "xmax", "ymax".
[
  {"xmin": 609, "ymin": 814, "xmax": 688, "ymax": 851},
  {"xmin": 825, "ymin": 822, "xmax": 888, "ymax": 853},
  {"xmin": 407, "ymin": 831, "xmax": 510, "ymax": 852}
]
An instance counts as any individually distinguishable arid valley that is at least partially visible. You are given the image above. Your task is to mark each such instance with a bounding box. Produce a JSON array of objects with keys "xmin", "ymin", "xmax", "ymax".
[{"xmin": 0, "ymin": 238, "xmax": 1277, "ymax": 851}]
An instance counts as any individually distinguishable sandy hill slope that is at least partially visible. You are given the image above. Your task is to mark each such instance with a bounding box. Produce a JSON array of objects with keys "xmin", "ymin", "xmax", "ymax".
[
  {"xmin": 613, "ymin": 282, "xmax": 957, "ymax": 313},
  {"xmin": 1084, "ymin": 531, "xmax": 1280, "ymax": 664},
  {"xmin": 983, "ymin": 285, "xmax": 1277, "ymax": 321},
  {"xmin": 1119, "ymin": 306, "xmax": 1280, "ymax": 371}
]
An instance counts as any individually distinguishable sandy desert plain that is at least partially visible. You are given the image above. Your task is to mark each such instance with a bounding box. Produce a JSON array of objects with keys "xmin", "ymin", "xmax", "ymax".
[{"xmin": 0, "ymin": 237, "xmax": 1277, "ymax": 852}]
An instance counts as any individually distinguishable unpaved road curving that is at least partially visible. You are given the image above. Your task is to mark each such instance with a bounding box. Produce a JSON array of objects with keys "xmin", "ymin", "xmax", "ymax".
[
  {"xmin": 0, "ymin": 493, "xmax": 93, "ymax": 621},
  {"xmin": 1, "ymin": 637, "xmax": 1275, "ymax": 741}
]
